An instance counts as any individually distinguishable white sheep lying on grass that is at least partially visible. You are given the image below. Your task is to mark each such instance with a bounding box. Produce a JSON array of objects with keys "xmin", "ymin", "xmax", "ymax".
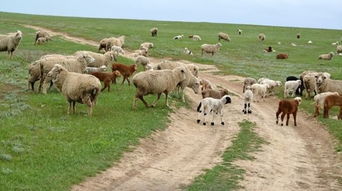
[
  {"xmin": 196, "ymin": 95, "xmax": 232, "ymax": 126},
  {"xmin": 318, "ymin": 52, "xmax": 334, "ymax": 60},
  {"xmin": 47, "ymin": 64, "xmax": 101, "ymax": 116},
  {"xmin": 243, "ymin": 86, "xmax": 253, "ymax": 114},
  {"xmin": 284, "ymin": 80, "xmax": 301, "ymax": 98}
]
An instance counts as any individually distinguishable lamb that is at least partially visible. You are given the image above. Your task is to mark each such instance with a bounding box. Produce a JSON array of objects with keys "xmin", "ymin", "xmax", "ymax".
[
  {"xmin": 243, "ymin": 86, "xmax": 253, "ymax": 114},
  {"xmin": 218, "ymin": 32, "xmax": 231, "ymax": 42},
  {"xmin": 132, "ymin": 66, "xmax": 187, "ymax": 108},
  {"xmin": 258, "ymin": 33, "xmax": 266, "ymax": 41},
  {"xmin": 34, "ymin": 31, "xmax": 50, "ymax": 45},
  {"xmin": 284, "ymin": 80, "xmax": 301, "ymax": 98},
  {"xmin": 150, "ymin": 27, "xmax": 158, "ymax": 37},
  {"xmin": 135, "ymin": 56, "xmax": 150, "ymax": 70},
  {"xmin": 258, "ymin": 78, "xmax": 282, "ymax": 96},
  {"xmin": 318, "ymin": 52, "xmax": 334, "ymax": 60},
  {"xmin": 74, "ymin": 50, "xmax": 116, "ymax": 67},
  {"xmin": 237, "ymin": 29, "xmax": 242, "ymax": 35},
  {"xmin": 202, "ymin": 89, "xmax": 229, "ymax": 99},
  {"xmin": 36, "ymin": 37, "xmax": 49, "ymax": 45},
  {"xmin": 188, "ymin": 35, "xmax": 201, "ymax": 41},
  {"xmin": 200, "ymin": 78, "xmax": 215, "ymax": 91},
  {"xmin": 313, "ymin": 92, "xmax": 339, "ymax": 117},
  {"xmin": 140, "ymin": 42, "xmax": 154, "ymax": 50},
  {"xmin": 276, "ymin": 53, "xmax": 288, "ymax": 59},
  {"xmin": 0, "ymin": 30, "xmax": 22, "ymax": 58},
  {"xmin": 323, "ymin": 94, "xmax": 342, "ymax": 119},
  {"xmin": 90, "ymin": 71, "xmax": 121, "ymax": 92},
  {"xmin": 201, "ymin": 43, "xmax": 222, "ymax": 56},
  {"xmin": 196, "ymin": 95, "xmax": 232, "ymax": 126},
  {"xmin": 276, "ymin": 97, "xmax": 302, "ymax": 126},
  {"xmin": 111, "ymin": 45, "xmax": 125, "ymax": 55},
  {"xmin": 111, "ymin": 63, "xmax": 137, "ymax": 86},
  {"xmin": 173, "ymin": 35, "xmax": 184, "ymax": 40},
  {"xmin": 251, "ymin": 84, "xmax": 269, "ymax": 102},
  {"xmin": 84, "ymin": 65, "xmax": 107, "ymax": 74},
  {"xmin": 156, "ymin": 61, "xmax": 199, "ymax": 77},
  {"xmin": 337, "ymin": 45, "xmax": 342, "ymax": 54},
  {"xmin": 184, "ymin": 48, "xmax": 193, "ymax": 55},
  {"xmin": 315, "ymin": 73, "xmax": 342, "ymax": 95},
  {"xmin": 46, "ymin": 64, "xmax": 101, "ymax": 116},
  {"xmin": 243, "ymin": 77, "xmax": 257, "ymax": 93}
]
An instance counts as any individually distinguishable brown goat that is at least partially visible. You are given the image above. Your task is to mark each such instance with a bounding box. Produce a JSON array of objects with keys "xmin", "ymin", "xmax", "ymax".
[
  {"xmin": 276, "ymin": 53, "xmax": 288, "ymax": 59},
  {"xmin": 111, "ymin": 63, "xmax": 137, "ymax": 86},
  {"xmin": 202, "ymin": 89, "xmax": 229, "ymax": 99},
  {"xmin": 323, "ymin": 94, "xmax": 342, "ymax": 119},
  {"xmin": 276, "ymin": 97, "xmax": 301, "ymax": 126},
  {"xmin": 90, "ymin": 71, "xmax": 121, "ymax": 92}
]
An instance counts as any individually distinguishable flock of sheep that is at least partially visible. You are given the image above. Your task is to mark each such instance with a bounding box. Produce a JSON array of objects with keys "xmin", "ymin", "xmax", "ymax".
[{"xmin": 0, "ymin": 27, "xmax": 341, "ymax": 126}]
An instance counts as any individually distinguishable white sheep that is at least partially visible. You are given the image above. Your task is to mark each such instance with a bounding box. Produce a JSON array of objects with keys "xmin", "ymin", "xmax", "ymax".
[
  {"xmin": 258, "ymin": 33, "xmax": 266, "ymax": 41},
  {"xmin": 243, "ymin": 77, "xmax": 257, "ymax": 93},
  {"xmin": 291, "ymin": 43, "xmax": 297, "ymax": 47},
  {"xmin": 284, "ymin": 80, "xmax": 301, "ymax": 98},
  {"xmin": 318, "ymin": 52, "xmax": 334, "ymax": 60},
  {"xmin": 74, "ymin": 50, "xmax": 116, "ymax": 67},
  {"xmin": 243, "ymin": 86, "xmax": 253, "ymax": 114},
  {"xmin": 258, "ymin": 78, "xmax": 282, "ymax": 96},
  {"xmin": 156, "ymin": 61, "xmax": 199, "ymax": 77},
  {"xmin": 47, "ymin": 64, "xmax": 101, "ymax": 116},
  {"xmin": 36, "ymin": 37, "xmax": 50, "ymax": 45},
  {"xmin": 184, "ymin": 48, "xmax": 193, "ymax": 55},
  {"xmin": 99, "ymin": 36, "xmax": 125, "ymax": 52},
  {"xmin": 315, "ymin": 73, "xmax": 342, "ymax": 95},
  {"xmin": 140, "ymin": 42, "xmax": 154, "ymax": 50},
  {"xmin": 201, "ymin": 43, "xmax": 222, "ymax": 56},
  {"xmin": 218, "ymin": 32, "xmax": 231, "ymax": 41},
  {"xmin": 84, "ymin": 65, "xmax": 107, "ymax": 74},
  {"xmin": 132, "ymin": 66, "xmax": 187, "ymax": 108},
  {"xmin": 35, "ymin": 31, "xmax": 50, "ymax": 45},
  {"xmin": 313, "ymin": 92, "xmax": 339, "ymax": 117},
  {"xmin": 133, "ymin": 48, "xmax": 148, "ymax": 57},
  {"xmin": 196, "ymin": 95, "xmax": 232, "ymax": 126},
  {"xmin": 336, "ymin": 45, "xmax": 342, "ymax": 54},
  {"xmin": 135, "ymin": 56, "xmax": 150, "ymax": 70},
  {"xmin": 251, "ymin": 83, "xmax": 269, "ymax": 102},
  {"xmin": 189, "ymin": 35, "xmax": 201, "ymax": 41},
  {"xmin": 173, "ymin": 34, "xmax": 184, "ymax": 40},
  {"xmin": 111, "ymin": 45, "xmax": 125, "ymax": 55},
  {"xmin": 237, "ymin": 29, "xmax": 242, "ymax": 35},
  {"xmin": 308, "ymin": 40, "xmax": 313, "ymax": 44},
  {"xmin": 0, "ymin": 30, "xmax": 22, "ymax": 58}
]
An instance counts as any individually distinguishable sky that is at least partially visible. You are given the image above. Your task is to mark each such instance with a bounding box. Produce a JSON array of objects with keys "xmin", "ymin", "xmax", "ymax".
[{"xmin": 0, "ymin": 0, "xmax": 341, "ymax": 29}]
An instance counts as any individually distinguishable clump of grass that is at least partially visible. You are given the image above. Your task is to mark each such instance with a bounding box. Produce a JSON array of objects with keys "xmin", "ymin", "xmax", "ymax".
[
  {"xmin": 1, "ymin": 168, "xmax": 13, "ymax": 175},
  {"xmin": 0, "ymin": 154, "xmax": 13, "ymax": 161}
]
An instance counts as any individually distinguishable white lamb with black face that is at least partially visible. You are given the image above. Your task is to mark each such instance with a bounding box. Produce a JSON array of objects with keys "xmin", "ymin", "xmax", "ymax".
[{"xmin": 196, "ymin": 95, "xmax": 232, "ymax": 126}]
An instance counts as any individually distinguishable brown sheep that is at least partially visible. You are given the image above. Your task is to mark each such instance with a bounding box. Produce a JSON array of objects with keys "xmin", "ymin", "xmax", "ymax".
[
  {"xmin": 276, "ymin": 53, "xmax": 288, "ymax": 59},
  {"xmin": 202, "ymin": 89, "xmax": 229, "ymax": 99},
  {"xmin": 90, "ymin": 71, "xmax": 121, "ymax": 92},
  {"xmin": 276, "ymin": 97, "xmax": 301, "ymax": 126},
  {"xmin": 111, "ymin": 63, "xmax": 137, "ymax": 86},
  {"xmin": 323, "ymin": 94, "xmax": 342, "ymax": 119}
]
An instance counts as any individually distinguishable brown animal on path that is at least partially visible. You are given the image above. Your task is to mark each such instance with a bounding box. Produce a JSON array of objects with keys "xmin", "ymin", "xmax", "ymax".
[
  {"xmin": 202, "ymin": 89, "xmax": 229, "ymax": 99},
  {"xmin": 276, "ymin": 53, "xmax": 288, "ymax": 59},
  {"xmin": 111, "ymin": 63, "xmax": 137, "ymax": 86},
  {"xmin": 276, "ymin": 97, "xmax": 301, "ymax": 126},
  {"xmin": 90, "ymin": 71, "xmax": 121, "ymax": 92},
  {"xmin": 323, "ymin": 94, "xmax": 342, "ymax": 119}
]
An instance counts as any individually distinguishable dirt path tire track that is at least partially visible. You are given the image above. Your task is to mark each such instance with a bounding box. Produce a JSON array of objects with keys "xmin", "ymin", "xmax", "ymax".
[{"xmin": 23, "ymin": 25, "xmax": 342, "ymax": 191}]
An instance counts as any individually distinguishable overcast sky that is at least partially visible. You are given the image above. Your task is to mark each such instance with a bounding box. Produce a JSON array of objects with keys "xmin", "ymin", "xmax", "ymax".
[{"xmin": 1, "ymin": 0, "xmax": 341, "ymax": 29}]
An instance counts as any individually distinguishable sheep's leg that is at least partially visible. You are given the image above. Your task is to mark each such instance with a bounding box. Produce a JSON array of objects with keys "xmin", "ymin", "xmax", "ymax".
[
  {"xmin": 72, "ymin": 101, "xmax": 76, "ymax": 114},
  {"xmin": 243, "ymin": 103, "xmax": 247, "ymax": 114},
  {"xmin": 323, "ymin": 105, "xmax": 330, "ymax": 118},
  {"xmin": 211, "ymin": 111, "xmax": 216, "ymax": 126},
  {"xmin": 127, "ymin": 78, "xmax": 131, "ymax": 86},
  {"xmin": 293, "ymin": 112, "xmax": 297, "ymax": 126},
  {"xmin": 164, "ymin": 91, "xmax": 170, "ymax": 107},
  {"xmin": 202, "ymin": 107, "xmax": 208, "ymax": 125},
  {"xmin": 286, "ymin": 114, "xmax": 290, "ymax": 126},
  {"xmin": 38, "ymin": 74, "xmax": 45, "ymax": 93},
  {"xmin": 219, "ymin": 110, "xmax": 224, "ymax": 125},
  {"xmin": 338, "ymin": 106, "xmax": 342, "ymax": 120},
  {"xmin": 313, "ymin": 105, "xmax": 320, "ymax": 117},
  {"xmin": 248, "ymin": 103, "xmax": 252, "ymax": 114},
  {"xmin": 280, "ymin": 113, "xmax": 286, "ymax": 126},
  {"xmin": 276, "ymin": 110, "xmax": 281, "ymax": 124},
  {"xmin": 121, "ymin": 77, "xmax": 126, "ymax": 85},
  {"xmin": 68, "ymin": 101, "xmax": 72, "ymax": 114},
  {"xmin": 201, "ymin": 50, "xmax": 204, "ymax": 56},
  {"xmin": 151, "ymin": 93, "xmax": 162, "ymax": 107}
]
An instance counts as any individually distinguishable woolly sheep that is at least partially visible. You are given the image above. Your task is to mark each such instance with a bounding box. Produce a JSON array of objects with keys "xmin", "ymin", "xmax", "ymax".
[
  {"xmin": 140, "ymin": 42, "xmax": 154, "ymax": 50},
  {"xmin": 189, "ymin": 35, "xmax": 201, "ymax": 41},
  {"xmin": 36, "ymin": 37, "xmax": 49, "ymax": 45},
  {"xmin": 35, "ymin": 31, "xmax": 50, "ymax": 45},
  {"xmin": 135, "ymin": 56, "xmax": 150, "ymax": 70},
  {"xmin": 251, "ymin": 83, "xmax": 269, "ymax": 102},
  {"xmin": 300, "ymin": 71, "xmax": 331, "ymax": 97},
  {"xmin": 156, "ymin": 61, "xmax": 199, "ymax": 77},
  {"xmin": 218, "ymin": 32, "xmax": 231, "ymax": 41},
  {"xmin": 337, "ymin": 45, "xmax": 342, "ymax": 54},
  {"xmin": 173, "ymin": 35, "xmax": 184, "ymax": 40},
  {"xmin": 318, "ymin": 52, "xmax": 334, "ymax": 60},
  {"xmin": 258, "ymin": 78, "xmax": 282, "ymax": 96},
  {"xmin": 243, "ymin": 86, "xmax": 253, "ymax": 114},
  {"xmin": 315, "ymin": 73, "xmax": 342, "ymax": 95},
  {"xmin": 0, "ymin": 30, "xmax": 22, "ymax": 58},
  {"xmin": 28, "ymin": 61, "xmax": 41, "ymax": 91},
  {"xmin": 284, "ymin": 80, "xmax": 301, "ymax": 98},
  {"xmin": 313, "ymin": 92, "xmax": 339, "ymax": 117},
  {"xmin": 150, "ymin": 27, "xmax": 158, "ymax": 37},
  {"xmin": 291, "ymin": 43, "xmax": 297, "ymax": 47},
  {"xmin": 47, "ymin": 64, "xmax": 101, "ymax": 116},
  {"xmin": 243, "ymin": 77, "xmax": 257, "ymax": 93},
  {"xmin": 201, "ymin": 43, "xmax": 222, "ymax": 56},
  {"xmin": 184, "ymin": 48, "xmax": 193, "ymax": 55},
  {"xmin": 132, "ymin": 66, "xmax": 187, "ymax": 108},
  {"xmin": 74, "ymin": 50, "xmax": 116, "ymax": 67},
  {"xmin": 258, "ymin": 33, "xmax": 266, "ymax": 41},
  {"xmin": 133, "ymin": 48, "xmax": 148, "ymax": 57},
  {"xmin": 111, "ymin": 45, "xmax": 125, "ymax": 55},
  {"xmin": 84, "ymin": 65, "xmax": 107, "ymax": 74},
  {"xmin": 99, "ymin": 36, "xmax": 125, "ymax": 52},
  {"xmin": 200, "ymin": 78, "xmax": 215, "ymax": 91}
]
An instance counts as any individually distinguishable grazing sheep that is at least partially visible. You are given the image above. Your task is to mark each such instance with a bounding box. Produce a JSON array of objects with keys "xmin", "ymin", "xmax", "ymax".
[
  {"xmin": 150, "ymin": 27, "xmax": 158, "ymax": 37},
  {"xmin": 196, "ymin": 95, "xmax": 232, "ymax": 126},
  {"xmin": 46, "ymin": 64, "xmax": 101, "ymax": 116},
  {"xmin": 90, "ymin": 71, "xmax": 121, "ymax": 92},
  {"xmin": 258, "ymin": 33, "xmax": 266, "ymax": 41},
  {"xmin": 188, "ymin": 35, "xmax": 201, "ymax": 41},
  {"xmin": 243, "ymin": 86, "xmax": 253, "ymax": 114},
  {"xmin": 337, "ymin": 45, "xmax": 342, "ymax": 54},
  {"xmin": 111, "ymin": 63, "xmax": 137, "ymax": 86},
  {"xmin": 184, "ymin": 48, "xmax": 193, "ymax": 55},
  {"xmin": 218, "ymin": 32, "xmax": 231, "ymax": 42},
  {"xmin": 243, "ymin": 77, "xmax": 257, "ymax": 93},
  {"xmin": 251, "ymin": 84, "xmax": 269, "ymax": 102},
  {"xmin": 201, "ymin": 43, "xmax": 222, "ymax": 56},
  {"xmin": 84, "ymin": 65, "xmax": 107, "ymax": 74},
  {"xmin": 34, "ymin": 31, "xmax": 50, "ymax": 45},
  {"xmin": 74, "ymin": 50, "xmax": 116, "ymax": 67},
  {"xmin": 135, "ymin": 56, "xmax": 150, "ymax": 71},
  {"xmin": 36, "ymin": 37, "xmax": 50, "ymax": 45},
  {"xmin": 111, "ymin": 45, "xmax": 125, "ymax": 56},
  {"xmin": 300, "ymin": 71, "xmax": 320, "ymax": 98},
  {"xmin": 315, "ymin": 73, "xmax": 342, "ymax": 95},
  {"xmin": 0, "ymin": 30, "xmax": 22, "ymax": 58},
  {"xmin": 318, "ymin": 52, "xmax": 334, "ymax": 60},
  {"xmin": 296, "ymin": 33, "xmax": 301, "ymax": 39},
  {"xmin": 173, "ymin": 35, "xmax": 184, "ymax": 40},
  {"xmin": 237, "ymin": 29, "xmax": 242, "ymax": 35},
  {"xmin": 286, "ymin": 76, "xmax": 302, "ymax": 96},
  {"xmin": 284, "ymin": 80, "xmax": 301, "ymax": 98},
  {"xmin": 276, "ymin": 53, "xmax": 288, "ymax": 59},
  {"xmin": 323, "ymin": 94, "xmax": 342, "ymax": 119},
  {"xmin": 132, "ymin": 66, "xmax": 186, "ymax": 108},
  {"xmin": 276, "ymin": 97, "xmax": 302, "ymax": 126},
  {"xmin": 156, "ymin": 61, "xmax": 199, "ymax": 77},
  {"xmin": 313, "ymin": 92, "xmax": 339, "ymax": 117},
  {"xmin": 202, "ymin": 89, "xmax": 229, "ymax": 99},
  {"xmin": 258, "ymin": 78, "xmax": 282, "ymax": 96},
  {"xmin": 200, "ymin": 78, "xmax": 215, "ymax": 91},
  {"xmin": 133, "ymin": 48, "xmax": 148, "ymax": 57},
  {"xmin": 140, "ymin": 42, "xmax": 154, "ymax": 50}
]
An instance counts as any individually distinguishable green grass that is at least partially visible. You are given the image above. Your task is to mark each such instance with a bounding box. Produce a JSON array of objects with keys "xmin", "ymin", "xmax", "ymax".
[
  {"xmin": 0, "ymin": 22, "xmax": 174, "ymax": 191},
  {"xmin": 186, "ymin": 120, "xmax": 266, "ymax": 191}
]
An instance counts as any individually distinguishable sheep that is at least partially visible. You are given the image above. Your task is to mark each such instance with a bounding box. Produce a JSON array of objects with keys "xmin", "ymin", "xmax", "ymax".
[
  {"xmin": 90, "ymin": 71, "xmax": 121, "ymax": 92},
  {"xmin": 158, "ymin": 61, "xmax": 199, "ymax": 77},
  {"xmin": 150, "ymin": 27, "xmax": 158, "ymax": 37},
  {"xmin": 36, "ymin": 37, "xmax": 50, "ymax": 45},
  {"xmin": 308, "ymin": 40, "xmax": 313, "ymax": 44},
  {"xmin": 84, "ymin": 65, "xmax": 107, "ymax": 74},
  {"xmin": 173, "ymin": 35, "xmax": 184, "ymax": 40},
  {"xmin": 276, "ymin": 97, "xmax": 302, "ymax": 126},
  {"xmin": 331, "ymin": 41, "xmax": 340, "ymax": 46},
  {"xmin": 313, "ymin": 92, "xmax": 339, "ymax": 117},
  {"xmin": 264, "ymin": 46, "xmax": 274, "ymax": 53},
  {"xmin": 184, "ymin": 48, "xmax": 193, "ymax": 55},
  {"xmin": 237, "ymin": 29, "xmax": 242, "ymax": 35},
  {"xmin": 111, "ymin": 63, "xmax": 137, "ymax": 86},
  {"xmin": 284, "ymin": 80, "xmax": 301, "ymax": 98},
  {"xmin": 202, "ymin": 89, "xmax": 229, "ymax": 99},
  {"xmin": 140, "ymin": 42, "xmax": 154, "ymax": 50},
  {"xmin": 218, "ymin": 32, "xmax": 231, "ymax": 42},
  {"xmin": 98, "ymin": 36, "xmax": 125, "ymax": 52},
  {"xmin": 243, "ymin": 77, "xmax": 257, "ymax": 93},
  {"xmin": 286, "ymin": 76, "xmax": 302, "ymax": 96},
  {"xmin": 0, "ymin": 30, "xmax": 22, "ymax": 58},
  {"xmin": 28, "ymin": 61, "xmax": 41, "ymax": 91},
  {"xmin": 251, "ymin": 84, "xmax": 269, "ymax": 102},
  {"xmin": 46, "ymin": 64, "xmax": 101, "ymax": 116},
  {"xmin": 315, "ymin": 73, "xmax": 342, "ymax": 95},
  {"xmin": 243, "ymin": 86, "xmax": 253, "ymax": 114},
  {"xmin": 188, "ymin": 35, "xmax": 201, "ymax": 41},
  {"xmin": 258, "ymin": 33, "xmax": 266, "ymax": 41},
  {"xmin": 323, "ymin": 94, "xmax": 342, "ymax": 119},
  {"xmin": 296, "ymin": 33, "xmax": 301, "ymax": 39},
  {"xmin": 74, "ymin": 50, "xmax": 116, "ymax": 67},
  {"xmin": 300, "ymin": 71, "xmax": 319, "ymax": 98},
  {"xmin": 111, "ymin": 45, "xmax": 125, "ymax": 55},
  {"xmin": 200, "ymin": 78, "xmax": 215, "ymax": 91},
  {"xmin": 337, "ymin": 45, "xmax": 342, "ymax": 54},
  {"xmin": 291, "ymin": 43, "xmax": 297, "ymax": 47},
  {"xmin": 258, "ymin": 78, "xmax": 282, "ymax": 96},
  {"xmin": 133, "ymin": 48, "xmax": 148, "ymax": 57},
  {"xmin": 196, "ymin": 95, "xmax": 232, "ymax": 126},
  {"xmin": 34, "ymin": 31, "xmax": 50, "ymax": 45},
  {"xmin": 132, "ymin": 66, "xmax": 187, "ymax": 108},
  {"xmin": 135, "ymin": 56, "xmax": 150, "ymax": 71},
  {"xmin": 276, "ymin": 53, "xmax": 288, "ymax": 59},
  {"xmin": 318, "ymin": 52, "xmax": 334, "ymax": 60},
  {"xmin": 201, "ymin": 43, "xmax": 222, "ymax": 56}
]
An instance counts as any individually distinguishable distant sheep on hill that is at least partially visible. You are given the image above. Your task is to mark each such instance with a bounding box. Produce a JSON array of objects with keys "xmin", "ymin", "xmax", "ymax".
[
  {"xmin": 318, "ymin": 52, "xmax": 334, "ymax": 60},
  {"xmin": 258, "ymin": 33, "xmax": 266, "ymax": 41},
  {"xmin": 218, "ymin": 32, "xmax": 230, "ymax": 41},
  {"xmin": 201, "ymin": 43, "xmax": 222, "ymax": 56},
  {"xmin": 150, "ymin": 27, "xmax": 158, "ymax": 37}
]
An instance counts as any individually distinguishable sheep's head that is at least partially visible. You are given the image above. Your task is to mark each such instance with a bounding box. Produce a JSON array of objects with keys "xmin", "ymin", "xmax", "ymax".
[
  {"xmin": 47, "ymin": 64, "xmax": 66, "ymax": 82},
  {"xmin": 294, "ymin": 97, "xmax": 302, "ymax": 105},
  {"xmin": 276, "ymin": 81, "xmax": 282, "ymax": 86},
  {"xmin": 315, "ymin": 74, "xmax": 327, "ymax": 86},
  {"xmin": 217, "ymin": 43, "xmax": 222, "ymax": 47},
  {"xmin": 329, "ymin": 52, "xmax": 334, "ymax": 57},
  {"xmin": 245, "ymin": 86, "xmax": 251, "ymax": 91},
  {"xmin": 14, "ymin": 30, "xmax": 22, "ymax": 40}
]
